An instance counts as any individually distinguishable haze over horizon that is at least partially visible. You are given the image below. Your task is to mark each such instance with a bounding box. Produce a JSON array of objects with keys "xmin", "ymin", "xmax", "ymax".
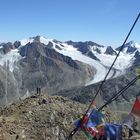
[{"xmin": 0, "ymin": 0, "xmax": 140, "ymax": 47}]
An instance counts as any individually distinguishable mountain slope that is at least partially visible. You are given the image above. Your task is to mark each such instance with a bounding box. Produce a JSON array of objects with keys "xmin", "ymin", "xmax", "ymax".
[
  {"xmin": 17, "ymin": 41, "xmax": 95, "ymax": 93},
  {"xmin": 55, "ymin": 73, "xmax": 140, "ymax": 111}
]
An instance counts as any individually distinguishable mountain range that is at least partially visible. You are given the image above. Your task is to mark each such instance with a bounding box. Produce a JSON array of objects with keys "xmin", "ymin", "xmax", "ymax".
[{"xmin": 0, "ymin": 36, "xmax": 140, "ymax": 108}]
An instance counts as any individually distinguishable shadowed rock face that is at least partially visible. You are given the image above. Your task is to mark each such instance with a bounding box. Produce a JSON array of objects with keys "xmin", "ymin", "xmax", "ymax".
[
  {"xmin": 17, "ymin": 42, "xmax": 95, "ymax": 94},
  {"xmin": 0, "ymin": 41, "xmax": 21, "ymax": 54},
  {"xmin": 133, "ymin": 51, "xmax": 140, "ymax": 68},
  {"xmin": 13, "ymin": 41, "xmax": 21, "ymax": 48},
  {"xmin": 0, "ymin": 42, "xmax": 15, "ymax": 54},
  {"xmin": 0, "ymin": 66, "xmax": 18, "ymax": 105},
  {"xmin": 66, "ymin": 41, "xmax": 103, "ymax": 60},
  {"xmin": 19, "ymin": 42, "xmax": 80, "ymax": 69},
  {"xmin": 105, "ymin": 46, "xmax": 117, "ymax": 55}
]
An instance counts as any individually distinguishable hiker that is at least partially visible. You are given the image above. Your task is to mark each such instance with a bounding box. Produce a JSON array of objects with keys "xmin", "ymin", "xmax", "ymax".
[{"xmin": 37, "ymin": 87, "xmax": 41, "ymax": 95}]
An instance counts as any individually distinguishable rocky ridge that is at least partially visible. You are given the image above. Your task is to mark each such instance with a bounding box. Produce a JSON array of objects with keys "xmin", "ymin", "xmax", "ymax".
[
  {"xmin": 0, "ymin": 94, "xmax": 139, "ymax": 140},
  {"xmin": 0, "ymin": 95, "xmax": 88, "ymax": 140}
]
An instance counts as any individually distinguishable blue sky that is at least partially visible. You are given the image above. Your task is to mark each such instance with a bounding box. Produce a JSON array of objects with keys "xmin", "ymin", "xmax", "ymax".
[{"xmin": 0, "ymin": 0, "xmax": 140, "ymax": 47}]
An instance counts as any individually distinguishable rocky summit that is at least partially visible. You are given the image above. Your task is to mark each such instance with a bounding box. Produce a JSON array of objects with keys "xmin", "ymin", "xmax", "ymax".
[
  {"xmin": 0, "ymin": 94, "xmax": 139, "ymax": 140},
  {"xmin": 0, "ymin": 94, "xmax": 88, "ymax": 140}
]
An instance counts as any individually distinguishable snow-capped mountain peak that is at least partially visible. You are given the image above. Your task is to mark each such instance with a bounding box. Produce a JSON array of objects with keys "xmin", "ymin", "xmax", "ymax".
[
  {"xmin": 19, "ymin": 36, "xmax": 53, "ymax": 46},
  {"xmin": 39, "ymin": 36, "xmax": 53, "ymax": 45},
  {"xmin": 116, "ymin": 41, "xmax": 140, "ymax": 54},
  {"xmin": 20, "ymin": 38, "xmax": 34, "ymax": 46}
]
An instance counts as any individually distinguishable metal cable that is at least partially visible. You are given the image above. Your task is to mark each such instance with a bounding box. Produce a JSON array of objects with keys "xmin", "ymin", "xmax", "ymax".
[{"xmin": 98, "ymin": 75, "xmax": 140, "ymax": 111}]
